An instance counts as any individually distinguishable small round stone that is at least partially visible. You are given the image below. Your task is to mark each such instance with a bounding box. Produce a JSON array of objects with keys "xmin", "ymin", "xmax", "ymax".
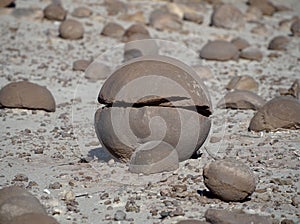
[
  {"xmin": 291, "ymin": 19, "xmax": 300, "ymax": 36},
  {"xmin": 84, "ymin": 61, "xmax": 111, "ymax": 80},
  {"xmin": 59, "ymin": 19, "xmax": 84, "ymax": 40},
  {"xmin": 73, "ymin": 59, "xmax": 91, "ymax": 71},
  {"xmin": 71, "ymin": 6, "xmax": 92, "ymax": 18},
  {"xmin": 239, "ymin": 47, "xmax": 263, "ymax": 61},
  {"xmin": 268, "ymin": 35, "xmax": 290, "ymax": 50},
  {"xmin": 203, "ymin": 158, "xmax": 256, "ymax": 202},
  {"xmin": 43, "ymin": 3, "xmax": 66, "ymax": 21},
  {"xmin": 101, "ymin": 22, "xmax": 125, "ymax": 38},
  {"xmin": 231, "ymin": 37, "xmax": 250, "ymax": 50},
  {"xmin": 200, "ymin": 40, "xmax": 239, "ymax": 61},
  {"xmin": 122, "ymin": 24, "xmax": 150, "ymax": 42},
  {"xmin": 247, "ymin": 0, "xmax": 275, "ymax": 16},
  {"xmin": 114, "ymin": 210, "xmax": 126, "ymax": 221},
  {"xmin": 149, "ymin": 9, "xmax": 182, "ymax": 31}
]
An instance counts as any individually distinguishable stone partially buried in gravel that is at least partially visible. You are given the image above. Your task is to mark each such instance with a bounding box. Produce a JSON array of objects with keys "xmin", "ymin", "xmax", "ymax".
[
  {"xmin": 129, "ymin": 141, "xmax": 179, "ymax": 175},
  {"xmin": 217, "ymin": 90, "xmax": 265, "ymax": 110},
  {"xmin": 0, "ymin": 81, "xmax": 56, "ymax": 112},
  {"xmin": 101, "ymin": 22, "xmax": 125, "ymax": 39},
  {"xmin": 231, "ymin": 37, "xmax": 250, "ymax": 51},
  {"xmin": 240, "ymin": 47, "xmax": 263, "ymax": 61},
  {"xmin": 43, "ymin": 3, "xmax": 66, "ymax": 21},
  {"xmin": 71, "ymin": 6, "xmax": 92, "ymax": 18},
  {"xmin": 59, "ymin": 19, "xmax": 84, "ymax": 40},
  {"xmin": 268, "ymin": 36, "xmax": 290, "ymax": 50},
  {"xmin": 9, "ymin": 213, "xmax": 59, "ymax": 224},
  {"xmin": 122, "ymin": 24, "xmax": 150, "ymax": 42},
  {"xmin": 104, "ymin": 0, "xmax": 127, "ymax": 16},
  {"xmin": 203, "ymin": 159, "xmax": 256, "ymax": 202},
  {"xmin": 200, "ymin": 40, "xmax": 239, "ymax": 61},
  {"xmin": 249, "ymin": 96, "xmax": 300, "ymax": 131},
  {"xmin": 85, "ymin": 61, "xmax": 111, "ymax": 80},
  {"xmin": 211, "ymin": 4, "xmax": 244, "ymax": 30},
  {"xmin": 73, "ymin": 59, "xmax": 91, "ymax": 71},
  {"xmin": 291, "ymin": 19, "xmax": 300, "ymax": 36},
  {"xmin": 149, "ymin": 9, "xmax": 182, "ymax": 31},
  {"xmin": 247, "ymin": 0, "xmax": 275, "ymax": 16},
  {"xmin": 226, "ymin": 75, "xmax": 258, "ymax": 92},
  {"xmin": 205, "ymin": 208, "xmax": 273, "ymax": 224}
]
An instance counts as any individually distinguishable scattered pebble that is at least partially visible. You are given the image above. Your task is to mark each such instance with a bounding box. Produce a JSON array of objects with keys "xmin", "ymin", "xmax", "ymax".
[
  {"xmin": 249, "ymin": 96, "xmax": 300, "ymax": 131},
  {"xmin": 211, "ymin": 3, "xmax": 245, "ymax": 29},
  {"xmin": 114, "ymin": 210, "xmax": 126, "ymax": 221},
  {"xmin": 43, "ymin": 3, "xmax": 66, "ymax": 21},
  {"xmin": 200, "ymin": 40, "xmax": 239, "ymax": 61},
  {"xmin": 203, "ymin": 159, "xmax": 256, "ymax": 202},
  {"xmin": 240, "ymin": 47, "xmax": 263, "ymax": 61},
  {"xmin": 49, "ymin": 182, "xmax": 62, "ymax": 189},
  {"xmin": 0, "ymin": 81, "xmax": 56, "ymax": 112},
  {"xmin": 73, "ymin": 59, "xmax": 91, "ymax": 71},
  {"xmin": 149, "ymin": 9, "xmax": 182, "ymax": 31},
  {"xmin": 226, "ymin": 75, "xmax": 258, "ymax": 92},
  {"xmin": 268, "ymin": 35, "xmax": 290, "ymax": 51},
  {"xmin": 13, "ymin": 174, "xmax": 28, "ymax": 182},
  {"xmin": 71, "ymin": 6, "xmax": 92, "ymax": 18},
  {"xmin": 59, "ymin": 19, "xmax": 84, "ymax": 40},
  {"xmin": 101, "ymin": 22, "xmax": 125, "ymax": 39}
]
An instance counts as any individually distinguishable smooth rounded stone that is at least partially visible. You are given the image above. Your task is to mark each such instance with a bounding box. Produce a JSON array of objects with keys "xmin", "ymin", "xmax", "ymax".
[
  {"xmin": 84, "ymin": 61, "xmax": 111, "ymax": 80},
  {"xmin": 291, "ymin": 19, "xmax": 300, "ymax": 36},
  {"xmin": 43, "ymin": 3, "xmax": 66, "ymax": 21},
  {"xmin": 231, "ymin": 37, "xmax": 250, "ymax": 51},
  {"xmin": 0, "ymin": 81, "xmax": 56, "ymax": 112},
  {"xmin": 203, "ymin": 159, "xmax": 256, "ymax": 202},
  {"xmin": 122, "ymin": 24, "xmax": 150, "ymax": 42},
  {"xmin": 114, "ymin": 210, "xmax": 126, "ymax": 221},
  {"xmin": 71, "ymin": 6, "xmax": 92, "ymax": 18},
  {"xmin": 200, "ymin": 40, "xmax": 239, "ymax": 61},
  {"xmin": 205, "ymin": 208, "xmax": 273, "ymax": 224},
  {"xmin": 249, "ymin": 96, "xmax": 300, "ymax": 131},
  {"xmin": 101, "ymin": 22, "xmax": 125, "ymax": 38},
  {"xmin": 104, "ymin": 0, "xmax": 127, "ymax": 16},
  {"xmin": 0, "ymin": 0, "xmax": 14, "ymax": 7},
  {"xmin": 239, "ymin": 47, "xmax": 263, "ymax": 61},
  {"xmin": 9, "ymin": 213, "xmax": 59, "ymax": 224},
  {"xmin": 268, "ymin": 36, "xmax": 290, "ymax": 50},
  {"xmin": 183, "ymin": 12, "xmax": 203, "ymax": 24},
  {"xmin": 149, "ymin": 9, "xmax": 183, "ymax": 31},
  {"xmin": 192, "ymin": 65, "xmax": 213, "ymax": 80},
  {"xmin": 226, "ymin": 75, "xmax": 258, "ymax": 92},
  {"xmin": 211, "ymin": 3, "xmax": 244, "ymax": 30},
  {"xmin": 251, "ymin": 23, "xmax": 269, "ymax": 36},
  {"xmin": 177, "ymin": 220, "xmax": 209, "ymax": 224},
  {"xmin": 59, "ymin": 19, "xmax": 84, "ymax": 40},
  {"xmin": 95, "ymin": 55, "xmax": 212, "ymax": 162},
  {"xmin": 247, "ymin": 0, "xmax": 275, "ymax": 16},
  {"xmin": 217, "ymin": 90, "xmax": 265, "ymax": 110},
  {"xmin": 0, "ymin": 196, "xmax": 46, "ymax": 223},
  {"xmin": 124, "ymin": 39, "xmax": 159, "ymax": 61},
  {"xmin": 72, "ymin": 59, "xmax": 91, "ymax": 71},
  {"xmin": 129, "ymin": 141, "xmax": 179, "ymax": 175}
]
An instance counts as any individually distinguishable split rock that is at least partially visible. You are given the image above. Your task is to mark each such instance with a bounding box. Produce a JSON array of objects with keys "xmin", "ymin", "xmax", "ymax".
[
  {"xmin": 291, "ymin": 19, "xmax": 300, "ymax": 36},
  {"xmin": 268, "ymin": 36, "xmax": 290, "ymax": 51},
  {"xmin": 226, "ymin": 76, "xmax": 258, "ymax": 92},
  {"xmin": 71, "ymin": 6, "xmax": 92, "ymax": 18},
  {"xmin": 43, "ymin": 3, "xmax": 66, "ymax": 21},
  {"xmin": 249, "ymin": 96, "xmax": 300, "ymax": 131},
  {"xmin": 0, "ymin": 81, "xmax": 56, "ymax": 112},
  {"xmin": 59, "ymin": 19, "xmax": 84, "ymax": 40},
  {"xmin": 217, "ymin": 90, "xmax": 265, "ymax": 110},
  {"xmin": 85, "ymin": 62, "xmax": 111, "ymax": 80},
  {"xmin": 101, "ymin": 22, "xmax": 124, "ymax": 39},
  {"xmin": 211, "ymin": 4, "xmax": 244, "ymax": 30},
  {"xmin": 231, "ymin": 37, "xmax": 250, "ymax": 51},
  {"xmin": 239, "ymin": 47, "xmax": 263, "ymax": 61},
  {"xmin": 200, "ymin": 40, "xmax": 239, "ymax": 61},
  {"xmin": 149, "ymin": 9, "xmax": 182, "ymax": 31},
  {"xmin": 9, "ymin": 213, "xmax": 59, "ymax": 224},
  {"xmin": 203, "ymin": 158, "xmax": 256, "ymax": 202},
  {"xmin": 247, "ymin": 0, "xmax": 275, "ymax": 16},
  {"xmin": 129, "ymin": 141, "xmax": 179, "ymax": 175},
  {"xmin": 205, "ymin": 208, "xmax": 273, "ymax": 224}
]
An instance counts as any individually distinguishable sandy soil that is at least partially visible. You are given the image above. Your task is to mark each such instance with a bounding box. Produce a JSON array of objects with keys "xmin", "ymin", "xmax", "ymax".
[{"xmin": 0, "ymin": 0, "xmax": 300, "ymax": 223}]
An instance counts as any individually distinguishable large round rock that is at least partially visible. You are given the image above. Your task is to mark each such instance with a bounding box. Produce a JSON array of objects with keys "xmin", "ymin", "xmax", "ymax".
[{"xmin": 203, "ymin": 159, "xmax": 256, "ymax": 202}]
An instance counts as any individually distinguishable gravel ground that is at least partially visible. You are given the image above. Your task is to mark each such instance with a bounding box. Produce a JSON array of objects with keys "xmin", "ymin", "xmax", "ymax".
[{"xmin": 0, "ymin": 0, "xmax": 300, "ymax": 223}]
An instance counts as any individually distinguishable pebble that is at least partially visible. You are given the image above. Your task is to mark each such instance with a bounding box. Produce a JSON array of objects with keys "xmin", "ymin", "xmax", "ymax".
[
  {"xmin": 249, "ymin": 96, "xmax": 300, "ymax": 131},
  {"xmin": 0, "ymin": 0, "xmax": 14, "ymax": 7},
  {"xmin": 239, "ymin": 47, "xmax": 263, "ymax": 61},
  {"xmin": 217, "ymin": 90, "xmax": 265, "ymax": 110},
  {"xmin": 231, "ymin": 37, "xmax": 250, "ymax": 51},
  {"xmin": 71, "ymin": 6, "xmax": 92, "ymax": 18},
  {"xmin": 122, "ymin": 24, "xmax": 150, "ymax": 42},
  {"xmin": 84, "ymin": 61, "xmax": 111, "ymax": 80},
  {"xmin": 203, "ymin": 158, "xmax": 256, "ymax": 202},
  {"xmin": 226, "ymin": 75, "xmax": 259, "ymax": 92},
  {"xmin": 49, "ymin": 182, "xmax": 62, "ymax": 189},
  {"xmin": 291, "ymin": 195, "xmax": 300, "ymax": 206},
  {"xmin": 0, "ymin": 81, "xmax": 56, "ymax": 112},
  {"xmin": 247, "ymin": 0, "xmax": 275, "ymax": 16},
  {"xmin": 291, "ymin": 19, "xmax": 300, "ymax": 36},
  {"xmin": 183, "ymin": 12, "xmax": 203, "ymax": 24},
  {"xmin": 43, "ymin": 3, "xmax": 66, "ymax": 21},
  {"xmin": 205, "ymin": 208, "xmax": 273, "ymax": 224},
  {"xmin": 149, "ymin": 9, "xmax": 182, "ymax": 31},
  {"xmin": 73, "ymin": 59, "xmax": 91, "ymax": 71},
  {"xmin": 101, "ymin": 22, "xmax": 125, "ymax": 39},
  {"xmin": 245, "ymin": 6, "xmax": 263, "ymax": 21},
  {"xmin": 200, "ymin": 40, "xmax": 239, "ymax": 61},
  {"xmin": 114, "ymin": 210, "xmax": 126, "ymax": 221},
  {"xmin": 268, "ymin": 35, "xmax": 290, "ymax": 50},
  {"xmin": 211, "ymin": 3, "xmax": 244, "ymax": 29},
  {"xmin": 59, "ymin": 19, "xmax": 84, "ymax": 40},
  {"xmin": 104, "ymin": 0, "xmax": 127, "ymax": 16},
  {"xmin": 13, "ymin": 174, "xmax": 28, "ymax": 182}
]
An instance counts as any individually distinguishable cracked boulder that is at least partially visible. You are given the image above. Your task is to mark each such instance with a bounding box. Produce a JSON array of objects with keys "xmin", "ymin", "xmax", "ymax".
[
  {"xmin": 94, "ymin": 55, "xmax": 212, "ymax": 170},
  {"xmin": 203, "ymin": 159, "xmax": 256, "ymax": 202},
  {"xmin": 0, "ymin": 81, "xmax": 56, "ymax": 112},
  {"xmin": 249, "ymin": 96, "xmax": 300, "ymax": 131}
]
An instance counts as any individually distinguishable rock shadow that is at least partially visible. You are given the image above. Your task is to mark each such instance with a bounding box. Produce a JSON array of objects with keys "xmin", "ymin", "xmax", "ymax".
[{"xmin": 87, "ymin": 147, "xmax": 114, "ymax": 162}]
